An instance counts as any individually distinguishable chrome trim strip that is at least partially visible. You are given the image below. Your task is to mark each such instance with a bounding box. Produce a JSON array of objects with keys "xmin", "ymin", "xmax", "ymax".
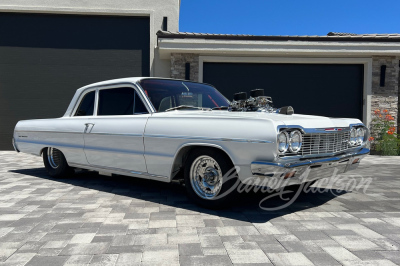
[
  {"xmin": 83, "ymin": 145, "xmax": 144, "ymax": 155},
  {"xmin": 69, "ymin": 162, "xmax": 168, "ymax": 179},
  {"xmin": 12, "ymin": 138, "xmax": 20, "ymax": 153},
  {"xmin": 69, "ymin": 82, "xmax": 156, "ymax": 117},
  {"xmin": 14, "ymin": 130, "xmax": 142, "ymax": 137},
  {"xmin": 252, "ymin": 148, "xmax": 370, "ymax": 169},
  {"xmin": 15, "ymin": 130, "xmax": 82, "ymax": 134},
  {"xmin": 15, "ymin": 139, "xmax": 84, "ymax": 150},
  {"xmin": 134, "ymin": 82, "xmax": 157, "ymax": 113},
  {"xmin": 71, "ymin": 88, "xmax": 98, "ymax": 117},
  {"xmin": 85, "ymin": 132, "xmax": 143, "ymax": 137},
  {"xmin": 278, "ymin": 123, "xmax": 366, "ymax": 134},
  {"xmin": 144, "ymin": 134, "xmax": 273, "ymax": 143}
]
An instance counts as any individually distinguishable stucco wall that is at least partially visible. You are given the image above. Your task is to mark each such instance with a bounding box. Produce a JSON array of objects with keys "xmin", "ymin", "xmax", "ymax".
[{"xmin": 0, "ymin": 0, "xmax": 180, "ymax": 77}]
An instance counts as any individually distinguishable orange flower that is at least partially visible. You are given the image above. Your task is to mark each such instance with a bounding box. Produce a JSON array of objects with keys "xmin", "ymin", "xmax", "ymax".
[
  {"xmin": 389, "ymin": 127, "xmax": 396, "ymax": 132},
  {"xmin": 379, "ymin": 114, "xmax": 383, "ymax": 118},
  {"xmin": 385, "ymin": 114, "xmax": 395, "ymax": 121},
  {"xmin": 368, "ymin": 136, "xmax": 374, "ymax": 141},
  {"xmin": 383, "ymin": 109, "xmax": 388, "ymax": 113},
  {"xmin": 388, "ymin": 131, "xmax": 394, "ymax": 135},
  {"xmin": 374, "ymin": 109, "xmax": 381, "ymax": 115}
]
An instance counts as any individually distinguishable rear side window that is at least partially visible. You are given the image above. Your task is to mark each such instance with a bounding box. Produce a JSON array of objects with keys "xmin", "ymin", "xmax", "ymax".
[
  {"xmin": 98, "ymin": 87, "xmax": 148, "ymax": 116},
  {"xmin": 75, "ymin": 91, "xmax": 95, "ymax": 116}
]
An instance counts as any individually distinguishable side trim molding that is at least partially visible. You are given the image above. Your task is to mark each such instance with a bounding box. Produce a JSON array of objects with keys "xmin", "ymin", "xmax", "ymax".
[
  {"xmin": 69, "ymin": 162, "xmax": 169, "ymax": 182},
  {"xmin": 145, "ymin": 134, "xmax": 273, "ymax": 144}
]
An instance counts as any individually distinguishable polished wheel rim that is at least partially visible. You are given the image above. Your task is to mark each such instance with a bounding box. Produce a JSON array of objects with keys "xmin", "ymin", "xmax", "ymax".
[
  {"xmin": 47, "ymin": 147, "xmax": 61, "ymax": 169},
  {"xmin": 190, "ymin": 155, "xmax": 223, "ymax": 200}
]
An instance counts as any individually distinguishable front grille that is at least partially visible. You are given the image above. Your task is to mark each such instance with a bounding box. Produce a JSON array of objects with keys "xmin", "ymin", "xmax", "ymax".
[{"xmin": 300, "ymin": 131, "xmax": 351, "ymax": 155}]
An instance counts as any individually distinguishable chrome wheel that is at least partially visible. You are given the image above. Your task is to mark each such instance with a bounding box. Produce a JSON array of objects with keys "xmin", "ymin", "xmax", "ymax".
[
  {"xmin": 47, "ymin": 147, "xmax": 62, "ymax": 169},
  {"xmin": 189, "ymin": 155, "xmax": 223, "ymax": 200}
]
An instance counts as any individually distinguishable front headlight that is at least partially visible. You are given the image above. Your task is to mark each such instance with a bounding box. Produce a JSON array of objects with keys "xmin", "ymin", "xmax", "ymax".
[
  {"xmin": 278, "ymin": 131, "xmax": 289, "ymax": 153},
  {"xmin": 350, "ymin": 128, "xmax": 357, "ymax": 146},
  {"xmin": 289, "ymin": 130, "xmax": 302, "ymax": 152},
  {"xmin": 356, "ymin": 128, "xmax": 365, "ymax": 145}
]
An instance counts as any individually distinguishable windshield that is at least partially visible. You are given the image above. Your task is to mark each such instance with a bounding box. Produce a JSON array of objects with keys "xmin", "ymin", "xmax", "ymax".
[{"xmin": 139, "ymin": 79, "xmax": 230, "ymax": 112}]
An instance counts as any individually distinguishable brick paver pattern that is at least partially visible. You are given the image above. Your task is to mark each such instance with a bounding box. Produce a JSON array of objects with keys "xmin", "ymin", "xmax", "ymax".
[{"xmin": 0, "ymin": 151, "xmax": 399, "ymax": 265}]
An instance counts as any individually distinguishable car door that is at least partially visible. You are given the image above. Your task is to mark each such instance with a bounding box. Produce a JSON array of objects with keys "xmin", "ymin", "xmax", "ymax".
[
  {"xmin": 83, "ymin": 85, "xmax": 149, "ymax": 172},
  {"xmin": 59, "ymin": 89, "xmax": 97, "ymax": 165}
]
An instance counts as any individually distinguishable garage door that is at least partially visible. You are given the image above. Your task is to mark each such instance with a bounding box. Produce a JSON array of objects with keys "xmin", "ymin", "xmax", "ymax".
[
  {"xmin": 203, "ymin": 63, "xmax": 364, "ymax": 120},
  {"xmin": 0, "ymin": 13, "xmax": 150, "ymax": 150}
]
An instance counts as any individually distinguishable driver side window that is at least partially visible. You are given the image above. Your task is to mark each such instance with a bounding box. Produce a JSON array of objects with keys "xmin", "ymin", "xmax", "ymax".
[{"xmin": 97, "ymin": 87, "xmax": 149, "ymax": 116}]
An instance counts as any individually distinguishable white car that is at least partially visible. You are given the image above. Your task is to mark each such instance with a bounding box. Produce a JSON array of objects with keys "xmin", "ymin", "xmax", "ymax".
[{"xmin": 13, "ymin": 77, "xmax": 370, "ymax": 208}]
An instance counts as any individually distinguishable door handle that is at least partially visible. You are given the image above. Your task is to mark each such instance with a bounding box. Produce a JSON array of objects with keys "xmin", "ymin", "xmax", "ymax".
[{"xmin": 84, "ymin": 123, "xmax": 95, "ymax": 133}]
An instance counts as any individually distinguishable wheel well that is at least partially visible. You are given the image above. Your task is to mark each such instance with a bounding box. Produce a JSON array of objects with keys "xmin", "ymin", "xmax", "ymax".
[
  {"xmin": 170, "ymin": 145, "xmax": 233, "ymax": 180},
  {"xmin": 40, "ymin": 147, "xmax": 48, "ymax": 155}
]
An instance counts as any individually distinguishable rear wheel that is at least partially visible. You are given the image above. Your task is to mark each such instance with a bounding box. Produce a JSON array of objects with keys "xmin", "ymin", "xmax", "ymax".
[
  {"xmin": 184, "ymin": 148, "xmax": 239, "ymax": 209},
  {"xmin": 43, "ymin": 147, "xmax": 74, "ymax": 178}
]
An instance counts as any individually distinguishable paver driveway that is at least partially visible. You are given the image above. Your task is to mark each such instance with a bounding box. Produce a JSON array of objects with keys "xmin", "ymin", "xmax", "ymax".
[{"xmin": 0, "ymin": 151, "xmax": 400, "ymax": 265}]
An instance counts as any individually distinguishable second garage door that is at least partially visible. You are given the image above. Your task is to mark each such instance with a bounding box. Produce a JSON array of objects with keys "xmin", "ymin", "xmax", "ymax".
[
  {"xmin": 0, "ymin": 13, "xmax": 150, "ymax": 150},
  {"xmin": 203, "ymin": 63, "xmax": 364, "ymax": 120}
]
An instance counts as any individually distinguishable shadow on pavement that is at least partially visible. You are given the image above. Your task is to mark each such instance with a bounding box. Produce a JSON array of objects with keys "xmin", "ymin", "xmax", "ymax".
[{"xmin": 10, "ymin": 167, "xmax": 347, "ymax": 223}]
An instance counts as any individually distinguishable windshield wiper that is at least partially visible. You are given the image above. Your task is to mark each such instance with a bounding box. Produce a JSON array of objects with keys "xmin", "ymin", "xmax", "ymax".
[
  {"xmin": 165, "ymin": 105, "xmax": 206, "ymax": 112},
  {"xmin": 211, "ymin": 106, "xmax": 229, "ymax": 110}
]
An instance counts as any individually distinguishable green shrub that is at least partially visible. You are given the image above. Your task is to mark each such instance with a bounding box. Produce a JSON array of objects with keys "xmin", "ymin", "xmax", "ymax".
[{"xmin": 370, "ymin": 109, "xmax": 399, "ymax": 156}]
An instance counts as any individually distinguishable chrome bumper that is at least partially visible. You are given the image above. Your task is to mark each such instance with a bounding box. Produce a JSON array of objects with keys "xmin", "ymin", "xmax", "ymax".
[
  {"xmin": 250, "ymin": 148, "xmax": 369, "ymax": 189},
  {"xmin": 12, "ymin": 138, "xmax": 20, "ymax": 153}
]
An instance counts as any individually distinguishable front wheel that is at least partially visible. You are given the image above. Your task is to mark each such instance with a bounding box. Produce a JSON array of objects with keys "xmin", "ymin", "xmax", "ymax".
[
  {"xmin": 184, "ymin": 148, "xmax": 239, "ymax": 209},
  {"xmin": 43, "ymin": 147, "xmax": 74, "ymax": 178}
]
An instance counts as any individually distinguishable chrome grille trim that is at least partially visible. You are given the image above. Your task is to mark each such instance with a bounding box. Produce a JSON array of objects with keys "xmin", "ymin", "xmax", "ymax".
[{"xmin": 286, "ymin": 131, "xmax": 351, "ymax": 156}]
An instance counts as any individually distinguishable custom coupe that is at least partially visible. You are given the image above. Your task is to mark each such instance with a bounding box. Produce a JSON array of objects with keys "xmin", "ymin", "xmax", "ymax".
[{"xmin": 13, "ymin": 78, "xmax": 370, "ymax": 208}]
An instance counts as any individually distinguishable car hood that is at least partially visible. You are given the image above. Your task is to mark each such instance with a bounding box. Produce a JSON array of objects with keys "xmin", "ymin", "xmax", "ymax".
[{"xmin": 152, "ymin": 110, "xmax": 362, "ymax": 129}]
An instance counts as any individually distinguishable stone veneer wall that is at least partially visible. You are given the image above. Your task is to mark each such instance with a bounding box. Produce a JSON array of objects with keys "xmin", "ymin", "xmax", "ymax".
[
  {"xmin": 371, "ymin": 56, "xmax": 400, "ymax": 133},
  {"xmin": 170, "ymin": 53, "xmax": 200, "ymax": 82}
]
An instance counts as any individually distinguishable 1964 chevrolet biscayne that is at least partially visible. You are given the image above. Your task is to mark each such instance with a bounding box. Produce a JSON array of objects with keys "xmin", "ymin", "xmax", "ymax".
[{"xmin": 13, "ymin": 77, "xmax": 370, "ymax": 208}]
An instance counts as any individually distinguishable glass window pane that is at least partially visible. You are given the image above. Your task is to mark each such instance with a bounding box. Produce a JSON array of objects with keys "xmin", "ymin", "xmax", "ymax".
[
  {"xmin": 75, "ymin": 91, "xmax": 95, "ymax": 116},
  {"xmin": 134, "ymin": 92, "xmax": 148, "ymax": 114},
  {"xmin": 98, "ymin": 87, "xmax": 135, "ymax": 116},
  {"xmin": 139, "ymin": 79, "xmax": 229, "ymax": 112}
]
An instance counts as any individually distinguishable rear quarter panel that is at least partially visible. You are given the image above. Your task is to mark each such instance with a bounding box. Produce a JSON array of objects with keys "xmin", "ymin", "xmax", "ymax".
[{"xmin": 14, "ymin": 118, "xmax": 87, "ymax": 164}]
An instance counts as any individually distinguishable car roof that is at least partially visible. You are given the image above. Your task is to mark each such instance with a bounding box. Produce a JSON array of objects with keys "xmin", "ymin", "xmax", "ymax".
[{"xmin": 75, "ymin": 77, "xmax": 212, "ymax": 94}]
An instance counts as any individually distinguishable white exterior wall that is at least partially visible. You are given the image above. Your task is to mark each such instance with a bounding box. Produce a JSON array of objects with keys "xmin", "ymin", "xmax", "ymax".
[{"xmin": 0, "ymin": 0, "xmax": 180, "ymax": 77}]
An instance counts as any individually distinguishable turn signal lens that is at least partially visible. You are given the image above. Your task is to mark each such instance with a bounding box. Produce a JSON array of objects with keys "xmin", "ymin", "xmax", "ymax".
[{"xmin": 284, "ymin": 171, "xmax": 296, "ymax": 179}]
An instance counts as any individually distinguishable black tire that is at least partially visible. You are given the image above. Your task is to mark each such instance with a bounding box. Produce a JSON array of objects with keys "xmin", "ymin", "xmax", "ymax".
[
  {"xmin": 43, "ymin": 147, "xmax": 74, "ymax": 178},
  {"xmin": 184, "ymin": 148, "xmax": 239, "ymax": 209}
]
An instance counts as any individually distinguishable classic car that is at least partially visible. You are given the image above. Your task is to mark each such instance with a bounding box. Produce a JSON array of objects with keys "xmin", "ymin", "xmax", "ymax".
[{"xmin": 13, "ymin": 77, "xmax": 370, "ymax": 208}]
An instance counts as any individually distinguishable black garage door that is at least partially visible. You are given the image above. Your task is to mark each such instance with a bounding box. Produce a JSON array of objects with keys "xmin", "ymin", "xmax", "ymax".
[
  {"xmin": 0, "ymin": 13, "xmax": 150, "ymax": 150},
  {"xmin": 204, "ymin": 63, "xmax": 363, "ymax": 120}
]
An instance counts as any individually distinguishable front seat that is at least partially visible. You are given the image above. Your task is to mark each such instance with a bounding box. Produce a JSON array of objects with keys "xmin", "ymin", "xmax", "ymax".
[{"xmin": 158, "ymin": 96, "xmax": 172, "ymax": 112}]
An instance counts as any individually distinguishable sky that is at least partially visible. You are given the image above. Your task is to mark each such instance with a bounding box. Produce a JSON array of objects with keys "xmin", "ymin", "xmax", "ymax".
[{"xmin": 179, "ymin": 0, "xmax": 400, "ymax": 36}]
